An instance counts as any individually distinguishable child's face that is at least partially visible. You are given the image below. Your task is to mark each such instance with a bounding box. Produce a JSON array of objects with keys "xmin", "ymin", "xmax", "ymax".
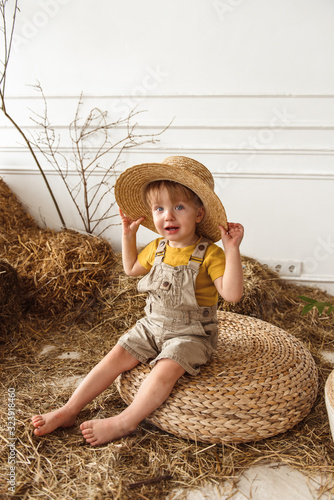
[{"xmin": 149, "ymin": 186, "xmax": 204, "ymax": 247}]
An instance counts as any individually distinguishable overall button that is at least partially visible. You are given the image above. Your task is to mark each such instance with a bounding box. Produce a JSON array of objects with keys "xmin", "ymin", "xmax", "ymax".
[
  {"xmin": 160, "ymin": 281, "xmax": 172, "ymax": 290},
  {"xmin": 198, "ymin": 244, "xmax": 205, "ymax": 251},
  {"xmin": 203, "ymin": 309, "xmax": 210, "ymax": 317}
]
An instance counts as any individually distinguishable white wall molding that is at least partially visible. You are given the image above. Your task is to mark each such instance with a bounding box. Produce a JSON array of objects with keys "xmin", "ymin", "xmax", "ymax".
[
  {"xmin": 285, "ymin": 275, "xmax": 334, "ymax": 284},
  {"xmin": 3, "ymin": 122, "xmax": 334, "ymax": 130},
  {"xmin": 1, "ymin": 166, "xmax": 334, "ymax": 182},
  {"xmin": 5, "ymin": 93, "xmax": 334, "ymax": 99},
  {"xmin": 2, "ymin": 146, "xmax": 334, "ymax": 156}
]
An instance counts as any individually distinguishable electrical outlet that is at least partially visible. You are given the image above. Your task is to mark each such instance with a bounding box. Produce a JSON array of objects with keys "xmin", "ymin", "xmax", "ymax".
[{"xmin": 260, "ymin": 259, "xmax": 302, "ymax": 277}]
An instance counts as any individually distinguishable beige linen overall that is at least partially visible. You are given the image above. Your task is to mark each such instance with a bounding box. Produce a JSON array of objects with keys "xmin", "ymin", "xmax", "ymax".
[{"xmin": 118, "ymin": 238, "xmax": 219, "ymax": 375}]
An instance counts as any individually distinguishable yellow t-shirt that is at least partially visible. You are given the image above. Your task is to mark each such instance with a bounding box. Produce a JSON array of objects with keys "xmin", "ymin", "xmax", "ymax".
[{"xmin": 138, "ymin": 237, "xmax": 225, "ymax": 307}]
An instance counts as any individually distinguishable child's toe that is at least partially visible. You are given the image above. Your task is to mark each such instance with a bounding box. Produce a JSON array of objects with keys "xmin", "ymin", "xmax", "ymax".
[{"xmin": 32, "ymin": 415, "xmax": 44, "ymax": 427}]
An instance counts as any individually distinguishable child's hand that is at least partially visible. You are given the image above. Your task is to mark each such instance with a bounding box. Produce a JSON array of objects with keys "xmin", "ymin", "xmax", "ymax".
[
  {"xmin": 219, "ymin": 222, "xmax": 244, "ymax": 251},
  {"xmin": 119, "ymin": 209, "xmax": 145, "ymax": 236}
]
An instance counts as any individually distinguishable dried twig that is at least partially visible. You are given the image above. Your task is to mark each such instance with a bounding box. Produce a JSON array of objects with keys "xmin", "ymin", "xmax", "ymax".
[
  {"xmin": 29, "ymin": 85, "xmax": 170, "ymax": 236},
  {"xmin": 0, "ymin": 0, "xmax": 66, "ymax": 228},
  {"xmin": 1, "ymin": 1, "xmax": 170, "ymax": 237}
]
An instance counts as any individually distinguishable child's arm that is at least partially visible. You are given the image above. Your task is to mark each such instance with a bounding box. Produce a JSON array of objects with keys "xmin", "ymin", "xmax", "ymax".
[
  {"xmin": 214, "ymin": 222, "xmax": 244, "ymax": 302},
  {"xmin": 119, "ymin": 209, "xmax": 149, "ymax": 277}
]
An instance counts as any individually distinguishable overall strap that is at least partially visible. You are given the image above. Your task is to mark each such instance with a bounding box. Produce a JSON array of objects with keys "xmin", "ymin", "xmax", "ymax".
[
  {"xmin": 187, "ymin": 237, "xmax": 212, "ymax": 271},
  {"xmin": 153, "ymin": 238, "xmax": 168, "ymax": 264}
]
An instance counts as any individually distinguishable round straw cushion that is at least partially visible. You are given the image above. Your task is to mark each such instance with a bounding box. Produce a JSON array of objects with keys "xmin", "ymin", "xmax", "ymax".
[{"xmin": 116, "ymin": 311, "xmax": 318, "ymax": 444}]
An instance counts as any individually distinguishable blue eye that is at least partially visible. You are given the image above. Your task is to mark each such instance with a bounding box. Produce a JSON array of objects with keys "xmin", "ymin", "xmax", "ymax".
[
  {"xmin": 155, "ymin": 206, "xmax": 164, "ymax": 212},
  {"xmin": 175, "ymin": 205, "xmax": 184, "ymax": 210}
]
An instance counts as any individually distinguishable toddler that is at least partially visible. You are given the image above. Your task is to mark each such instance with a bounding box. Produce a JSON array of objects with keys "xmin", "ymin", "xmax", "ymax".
[{"xmin": 32, "ymin": 156, "xmax": 244, "ymax": 446}]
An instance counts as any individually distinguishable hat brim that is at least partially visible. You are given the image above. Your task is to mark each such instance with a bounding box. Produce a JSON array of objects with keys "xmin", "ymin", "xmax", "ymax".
[{"xmin": 115, "ymin": 163, "xmax": 228, "ymax": 242}]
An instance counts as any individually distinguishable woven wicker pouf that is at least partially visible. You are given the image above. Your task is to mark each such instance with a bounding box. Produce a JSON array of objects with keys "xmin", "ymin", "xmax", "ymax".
[{"xmin": 116, "ymin": 311, "xmax": 318, "ymax": 444}]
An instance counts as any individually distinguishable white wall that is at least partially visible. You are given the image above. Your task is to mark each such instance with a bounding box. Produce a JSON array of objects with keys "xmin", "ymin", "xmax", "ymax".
[{"xmin": 1, "ymin": 0, "xmax": 334, "ymax": 293}]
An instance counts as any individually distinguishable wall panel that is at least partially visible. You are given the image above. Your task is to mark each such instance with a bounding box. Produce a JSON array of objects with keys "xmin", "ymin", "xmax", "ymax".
[{"xmin": 1, "ymin": 93, "xmax": 333, "ymax": 292}]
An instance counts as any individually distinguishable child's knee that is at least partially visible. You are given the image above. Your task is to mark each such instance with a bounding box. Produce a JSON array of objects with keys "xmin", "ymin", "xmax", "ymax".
[
  {"xmin": 106, "ymin": 344, "xmax": 140, "ymax": 370},
  {"xmin": 155, "ymin": 358, "xmax": 185, "ymax": 382}
]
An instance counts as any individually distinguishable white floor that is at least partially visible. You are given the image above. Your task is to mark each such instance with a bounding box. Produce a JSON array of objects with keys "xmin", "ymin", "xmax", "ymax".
[{"xmin": 171, "ymin": 463, "xmax": 333, "ymax": 499}]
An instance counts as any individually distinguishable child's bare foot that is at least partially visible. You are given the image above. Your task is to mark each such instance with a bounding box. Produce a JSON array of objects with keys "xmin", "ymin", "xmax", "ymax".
[
  {"xmin": 80, "ymin": 415, "xmax": 135, "ymax": 446},
  {"xmin": 31, "ymin": 407, "xmax": 77, "ymax": 436}
]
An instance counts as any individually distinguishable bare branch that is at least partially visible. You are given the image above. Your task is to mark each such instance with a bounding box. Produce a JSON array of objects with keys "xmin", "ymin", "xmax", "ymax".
[
  {"xmin": 0, "ymin": 0, "xmax": 19, "ymax": 94},
  {"xmin": 1, "ymin": 14, "xmax": 170, "ymax": 237},
  {"xmin": 41, "ymin": 94, "xmax": 170, "ymax": 235},
  {"xmin": 0, "ymin": 2, "xmax": 66, "ymax": 228}
]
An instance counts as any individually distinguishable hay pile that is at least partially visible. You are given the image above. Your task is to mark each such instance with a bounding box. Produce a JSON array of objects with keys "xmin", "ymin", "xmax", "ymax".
[
  {"xmin": 1, "ymin": 178, "xmax": 334, "ymax": 499},
  {"xmin": 0, "ymin": 260, "xmax": 21, "ymax": 338},
  {"xmin": 0, "ymin": 179, "xmax": 117, "ymax": 323}
]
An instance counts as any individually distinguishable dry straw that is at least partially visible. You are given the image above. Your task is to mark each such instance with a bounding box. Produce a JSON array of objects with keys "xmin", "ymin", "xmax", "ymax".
[{"xmin": 1, "ymin": 178, "xmax": 334, "ymax": 499}]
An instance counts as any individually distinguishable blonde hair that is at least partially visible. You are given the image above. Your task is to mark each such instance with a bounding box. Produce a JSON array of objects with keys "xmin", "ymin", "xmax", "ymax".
[{"xmin": 144, "ymin": 180, "xmax": 203, "ymax": 208}]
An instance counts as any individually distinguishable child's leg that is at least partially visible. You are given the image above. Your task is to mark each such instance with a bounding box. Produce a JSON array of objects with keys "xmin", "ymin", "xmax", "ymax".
[
  {"xmin": 80, "ymin": 358, "xmax": 185, "ymax": 446},
  {"xmin": 31, "ymin": 345, "xmax": 140, "ymax": 436}
]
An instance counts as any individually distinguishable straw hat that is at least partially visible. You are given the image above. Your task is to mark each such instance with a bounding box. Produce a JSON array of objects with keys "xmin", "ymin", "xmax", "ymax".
[{"xmin": 114, "ymin": 156, "xmax": 227, "ymax": 242}]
